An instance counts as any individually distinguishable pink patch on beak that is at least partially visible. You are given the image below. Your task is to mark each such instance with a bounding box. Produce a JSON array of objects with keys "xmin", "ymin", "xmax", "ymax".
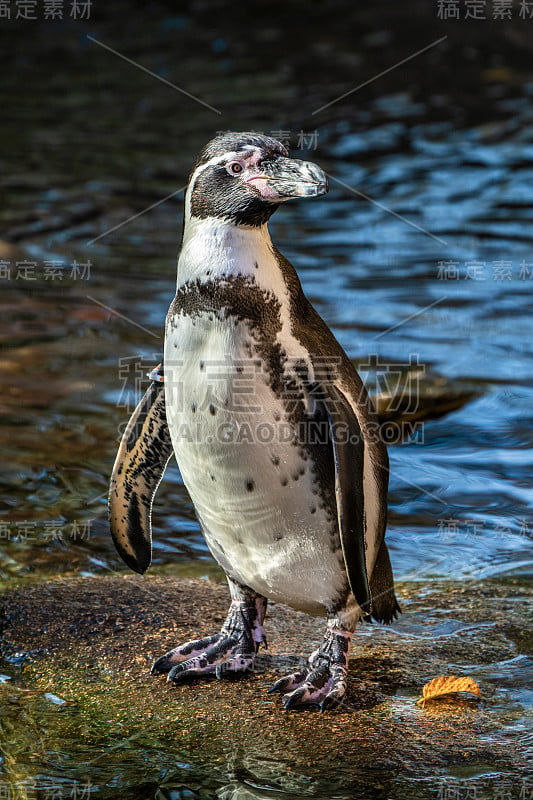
[{"xmin": 246, "ymin": 174, "xmax": 280, "ymax": 200}]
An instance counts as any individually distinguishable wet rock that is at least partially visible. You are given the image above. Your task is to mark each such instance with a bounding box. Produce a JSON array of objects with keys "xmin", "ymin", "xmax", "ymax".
[{"xmin": 0, "ymin": 576, "xmax": 530, "ymax": 799}]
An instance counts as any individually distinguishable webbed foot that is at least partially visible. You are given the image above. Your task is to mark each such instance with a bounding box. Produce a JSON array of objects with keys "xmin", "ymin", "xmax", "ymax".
[
  {"xmin": 151, "ymin": 596, "xmax": 267, "ymax": 683},
  {"xmin": 268, "ymin": 626, "xmax": 352, "ymax": 711}
]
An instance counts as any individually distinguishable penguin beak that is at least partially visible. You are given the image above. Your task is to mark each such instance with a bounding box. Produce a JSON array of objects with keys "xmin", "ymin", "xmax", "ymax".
[{"xmin": 247, "ymin": 158, "xmax": 328, "ymax": 200}]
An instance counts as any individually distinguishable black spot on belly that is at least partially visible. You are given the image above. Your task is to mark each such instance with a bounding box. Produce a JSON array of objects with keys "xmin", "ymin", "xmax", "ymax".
[
  {"xmin": 246, "ymin": 479, "xmax": 255, "ymax": 492},
  {"xmin": 291, "ymin": 471, "xmax": 300, "ymax": 482},
  {"xmin": 210, "ymin": 473, "xmax": 216, "ymax": 482},
  {"xmin": 200, "ymin": 361, "xmax": 205, "ymax": 371},
  {"xmin": 273, "ymin": 532, "xmax": 283, "ymax": 541},
  {"xmin": 310, "ymin": 505, "xmax": 316, "ymax": 514},
  {"xmin": 254, "ymin": 261, "xmax": 259, "ymax": 269},
  {"xmin": 271, "ymin": 454, "xmax": 280, "ymax": 466},
  {"xmin": 209, "ymin": 404, "xmax": 216, "ymax": 415},
  {"xmin": 280, "ymin": 476, "xmax": 288, "ymax": 487},
  {"xmin": 191, "ymin": 403, "xmax": 197, "ymax": 413},
  {"xmin": 169, "ymin": 274, "xmax": 342, "ymax": 534}
]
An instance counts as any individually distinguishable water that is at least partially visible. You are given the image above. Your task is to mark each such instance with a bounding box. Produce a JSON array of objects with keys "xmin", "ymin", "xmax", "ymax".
[
  {"xmin": 2, "ymin": 103, "xmax": 532, "ymax": 588},
  {"xmin": 1, "ymin": 5, "xmax": 532, "ymax": 798}
]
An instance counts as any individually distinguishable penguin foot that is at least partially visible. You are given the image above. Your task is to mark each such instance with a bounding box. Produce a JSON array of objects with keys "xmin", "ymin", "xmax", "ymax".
[
  {"xmin": 150, "ymin": 598, "xmax": 266, "ymax": 683},
  {"xmin": 268, "ymin": 626, "xmax": 352, "ymax": 711}
]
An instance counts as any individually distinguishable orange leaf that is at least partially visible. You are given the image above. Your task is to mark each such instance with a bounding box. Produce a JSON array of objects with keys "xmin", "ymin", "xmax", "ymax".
[{"xmin": 417, "ymin": 675, "xmax": 481, "ymax": 706}]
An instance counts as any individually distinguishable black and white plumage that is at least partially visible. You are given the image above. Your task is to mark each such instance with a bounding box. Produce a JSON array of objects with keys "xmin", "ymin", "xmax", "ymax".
[{"xmin": 109, "ymin": 132, "xmax": 399, "ymax": 710}]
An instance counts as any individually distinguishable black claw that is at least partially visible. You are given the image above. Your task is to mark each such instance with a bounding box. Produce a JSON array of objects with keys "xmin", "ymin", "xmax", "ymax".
[
  {"xmin": 151, "ymin": 655, "xmax": 173, "ymax": 675},
  {"xmin": 269, "ymin": 670, "xmax": 306, "ymax": 695},
  {"xmin": 269, "ymin": 678, "xmax": 291, "ymax": 694},
  {"xmin": 151, "ymin": 598, "xmax": 267, "ymax": 687},
  {"xmin": 320, "ymin": 695, "xmax": 339, "ymax": 712},
  {"xmin": 168, "ymin": 669, "xmax": 206, "ymax": 685},
  {"xmin": 167, "ymin": 663, "xmax": 191, "ymax": 683},
  {"xmin": 271, "ymin": 628, "xmax": 352, "ymax": 711},
  {"xmin": 283, "ymin": 689, "xmax": 306, "ymax": 709}
]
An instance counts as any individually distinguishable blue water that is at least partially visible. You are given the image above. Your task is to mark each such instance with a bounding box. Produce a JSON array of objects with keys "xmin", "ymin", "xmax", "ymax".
[
  {"xmin": 1, "ymin": 101, "xmax": 532, "ymax": 587},
  {"xmin": 1, "ymin": 21, "xmax": 533, "ymax": 796}
]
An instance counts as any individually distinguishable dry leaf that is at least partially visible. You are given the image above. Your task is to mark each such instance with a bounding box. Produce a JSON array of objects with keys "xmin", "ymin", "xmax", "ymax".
[{"xmin": 417, "ymin": 675, "xmax": 481, "ymax": 706}]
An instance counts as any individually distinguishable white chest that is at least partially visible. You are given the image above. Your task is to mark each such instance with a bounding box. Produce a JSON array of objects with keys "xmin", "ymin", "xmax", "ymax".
[
  {"xmin": 164, "ymin": 308, "xmax": 346, "ymax": 613},
  {"xmin": 162, "ymin": 216, "xmax": 348, "ymax": 613}
]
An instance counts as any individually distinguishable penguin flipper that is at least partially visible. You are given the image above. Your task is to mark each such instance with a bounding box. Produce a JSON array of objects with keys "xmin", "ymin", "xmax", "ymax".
[
  {"xmin": 108, "ymin": 372, "xmax": 174, "ymax": 574},
  {"xmin": 322, "ymin": 383, "xmax": 371, "ymax": 614}
]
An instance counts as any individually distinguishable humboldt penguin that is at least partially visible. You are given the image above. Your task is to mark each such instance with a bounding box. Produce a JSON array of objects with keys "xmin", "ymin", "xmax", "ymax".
[{"xmin": 109, "ymin": 131, "xmax": 399, "ymax": 710}]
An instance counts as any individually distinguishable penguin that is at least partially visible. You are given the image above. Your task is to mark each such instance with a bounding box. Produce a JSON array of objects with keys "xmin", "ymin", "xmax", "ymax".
[{"xmin": 109, "ymin": 131, "xmax": 399, "ymax": 710}]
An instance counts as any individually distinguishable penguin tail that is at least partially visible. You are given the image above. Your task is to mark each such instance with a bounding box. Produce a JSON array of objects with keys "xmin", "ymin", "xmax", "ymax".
[{"xmin": 367, "ymin": 538, "xmax": 401, "ymax": 625}]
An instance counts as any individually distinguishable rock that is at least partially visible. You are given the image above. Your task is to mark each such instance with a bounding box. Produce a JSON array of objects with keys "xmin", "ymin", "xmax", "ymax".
[{"xmin": 0, "ymin": 575, "xmax": 530, "ymax": 798}]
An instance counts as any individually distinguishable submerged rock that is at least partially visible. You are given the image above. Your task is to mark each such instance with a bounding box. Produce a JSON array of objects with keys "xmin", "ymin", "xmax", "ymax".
[{"xmin": 373, "ymin": 368, "xmax": 479, "ymax": 444}]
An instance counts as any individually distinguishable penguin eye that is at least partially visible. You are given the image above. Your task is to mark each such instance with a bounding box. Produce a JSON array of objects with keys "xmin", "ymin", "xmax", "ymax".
[{"xmin": 227, "ymin": 161, "xmax": 243, "ymax": 175}]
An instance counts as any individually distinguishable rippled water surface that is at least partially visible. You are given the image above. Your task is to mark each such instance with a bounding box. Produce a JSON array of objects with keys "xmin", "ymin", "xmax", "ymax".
[{"xmin": 2, "ymin": 96, "xmax": 532, "ymax": 586}]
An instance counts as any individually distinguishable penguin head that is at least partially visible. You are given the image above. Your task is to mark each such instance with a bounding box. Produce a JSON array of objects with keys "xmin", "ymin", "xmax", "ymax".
[{"xmin": 185, "ymin": 131, "xmax": 328, "ymax": 227}]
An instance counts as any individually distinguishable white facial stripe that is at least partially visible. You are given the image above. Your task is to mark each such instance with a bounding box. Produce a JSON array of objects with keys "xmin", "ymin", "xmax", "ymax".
[
  {"xmin": 185, "ymin": 153, "xmax": 235, "ymax": 221},
  {"xmin": 184, "ymin": 149, "xmax": 262, "ymax": 221}
]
